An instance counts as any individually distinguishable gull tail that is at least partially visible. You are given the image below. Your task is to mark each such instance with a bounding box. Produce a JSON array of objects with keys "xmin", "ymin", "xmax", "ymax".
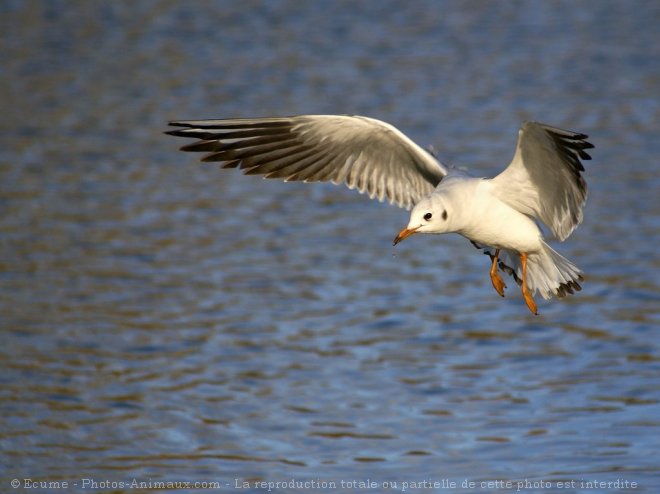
[
  {"xmin": 524, "ymin": 242, "xmax": 583, "ymax": 299},
  {"xmin": 475, "ymin": 242, "xmax": 583, "ymax": 300}
]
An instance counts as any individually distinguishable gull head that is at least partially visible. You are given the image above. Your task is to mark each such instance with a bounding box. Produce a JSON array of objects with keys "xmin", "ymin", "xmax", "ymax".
[{"xmin": 393, "ymin": 195, "xmax": 452, "ymax": 245}]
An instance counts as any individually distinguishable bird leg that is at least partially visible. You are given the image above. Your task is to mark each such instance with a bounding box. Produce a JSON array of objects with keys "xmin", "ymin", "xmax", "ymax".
[
  {"xmin": 489, "ymin": 249, "xmax": 507, "ymax": 297},
  {"xmin": 520, "ymin": 252, "xmax": 538, "ymax": 315}
]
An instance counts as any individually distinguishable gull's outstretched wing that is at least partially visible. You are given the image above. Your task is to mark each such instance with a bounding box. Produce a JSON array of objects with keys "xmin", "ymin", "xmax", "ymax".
[
  {"xmin": 491, "ymin": 122, "xmax": 593, "ymax": 241},
  {"xmin": 166, "ymin": 115, "xmax": 447, "ymax": 210}
]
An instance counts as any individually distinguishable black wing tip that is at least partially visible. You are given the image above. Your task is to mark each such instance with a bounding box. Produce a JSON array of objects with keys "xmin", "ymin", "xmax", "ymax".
[
  {"xmin": 540, "ymin": 124, "xmax": 594, "ymax": 180},
  {"xmin": 167, "ymin": 120, "xmax": 195, "ymax": 128},
  {"xmin": 164, "ymin": 129, "xmax": 191, "ymax": 137},
  {"xmin": 166, "ymin": 118, "xmax": 294, "ymax": 131},
  {"xmin": 577, "ymin": 150, "xmax": 592, "ymax": 161},
  {"xmin": 201, "ymin": 153, "xmax": 223, "ymax": 162},
  {"xmin": 165, "ymin": 121, "xmax": 199, "ymax": 137},
  {"xmin": 529, "ymin": 121, "xmax": 593, "ymax": 140}
]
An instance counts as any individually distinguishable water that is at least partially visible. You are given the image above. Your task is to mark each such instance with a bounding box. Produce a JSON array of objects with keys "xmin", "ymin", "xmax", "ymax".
[{"xmin": 1, "ymin": 1, "xmax": 658, "ymax": 493}]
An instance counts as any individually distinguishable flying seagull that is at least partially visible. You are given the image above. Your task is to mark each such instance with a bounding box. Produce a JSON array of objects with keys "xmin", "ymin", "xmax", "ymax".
[{"xmin": 166, "ymin": 115, "xmax": 593, "ymax": 314}]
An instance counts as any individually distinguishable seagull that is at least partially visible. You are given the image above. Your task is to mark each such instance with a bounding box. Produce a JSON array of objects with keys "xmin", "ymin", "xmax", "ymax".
[{"xmin": 166, "ymin": 115, "xmax": 593, "ymax": 314}]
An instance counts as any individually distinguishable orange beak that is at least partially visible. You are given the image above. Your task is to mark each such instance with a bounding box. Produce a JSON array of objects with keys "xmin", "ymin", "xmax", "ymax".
[{"xmin": 393, "ymin": 226, "xmax": 420, "ymax": 246}]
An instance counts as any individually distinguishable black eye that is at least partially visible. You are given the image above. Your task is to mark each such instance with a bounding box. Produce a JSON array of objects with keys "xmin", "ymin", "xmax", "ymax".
[
  {"xmin": 442, "ymin": 210, "xmax": 448, "ymax": 220},
  {"xmin": 423, "ymin": 212, "xmax": 432, "ymax": 221}
]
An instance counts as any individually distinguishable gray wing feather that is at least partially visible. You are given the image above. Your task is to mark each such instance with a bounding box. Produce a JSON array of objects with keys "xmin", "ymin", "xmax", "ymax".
[
  {"xmin": 491, "ymin": 121, "xmax": 593, "ymax": 240},
  {"xmin": 166, "ymin": 115, "xmax": 447, "ymax": 210}
]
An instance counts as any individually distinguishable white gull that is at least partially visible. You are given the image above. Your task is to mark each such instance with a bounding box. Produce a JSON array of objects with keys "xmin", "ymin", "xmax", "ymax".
[{"xmin": 166, "ymin": 115, "xmax": 593, "ymax": 314}]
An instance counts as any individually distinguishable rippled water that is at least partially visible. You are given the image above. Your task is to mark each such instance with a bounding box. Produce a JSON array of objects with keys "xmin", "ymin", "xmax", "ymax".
[{"xmin": 1, "ymin": 1, "xmax": 658, "ymax": 493}]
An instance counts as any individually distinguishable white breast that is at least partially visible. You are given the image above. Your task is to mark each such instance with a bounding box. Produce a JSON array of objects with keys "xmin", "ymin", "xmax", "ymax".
[{"xmin": 456, "ymin": 179, "xmax": 543, "ymax": 253}]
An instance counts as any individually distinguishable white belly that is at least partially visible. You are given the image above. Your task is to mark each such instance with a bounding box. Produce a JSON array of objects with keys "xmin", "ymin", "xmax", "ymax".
[{"xmin": 459, "ymin": 182, "xmax": 542, "ymax": 253}]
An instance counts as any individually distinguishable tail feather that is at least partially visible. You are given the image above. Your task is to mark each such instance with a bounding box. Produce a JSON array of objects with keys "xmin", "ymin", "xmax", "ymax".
[
  {"xmin": 474, "ymin": 241, "xmax": 583, "ymax": 300},
  {"xmin": 528, "ymin": 242, "xmax": 583, "ymax": 299}
]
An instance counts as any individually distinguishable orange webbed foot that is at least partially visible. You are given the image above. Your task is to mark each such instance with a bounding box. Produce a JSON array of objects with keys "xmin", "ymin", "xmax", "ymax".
[
  {"xmin": 520, "ymin": 252, "xmax": 538, "ymax": 315},
  {"xmin": 490, "ymin": 271, "xmax": 507, "ymax": 297},
  {"xmin": 489, "ymin": 249, "xmax": 507, "ymax": 297},
  {"xmin": 522, "ymin": 287, "xmax": 538, "ymax": 315}
]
